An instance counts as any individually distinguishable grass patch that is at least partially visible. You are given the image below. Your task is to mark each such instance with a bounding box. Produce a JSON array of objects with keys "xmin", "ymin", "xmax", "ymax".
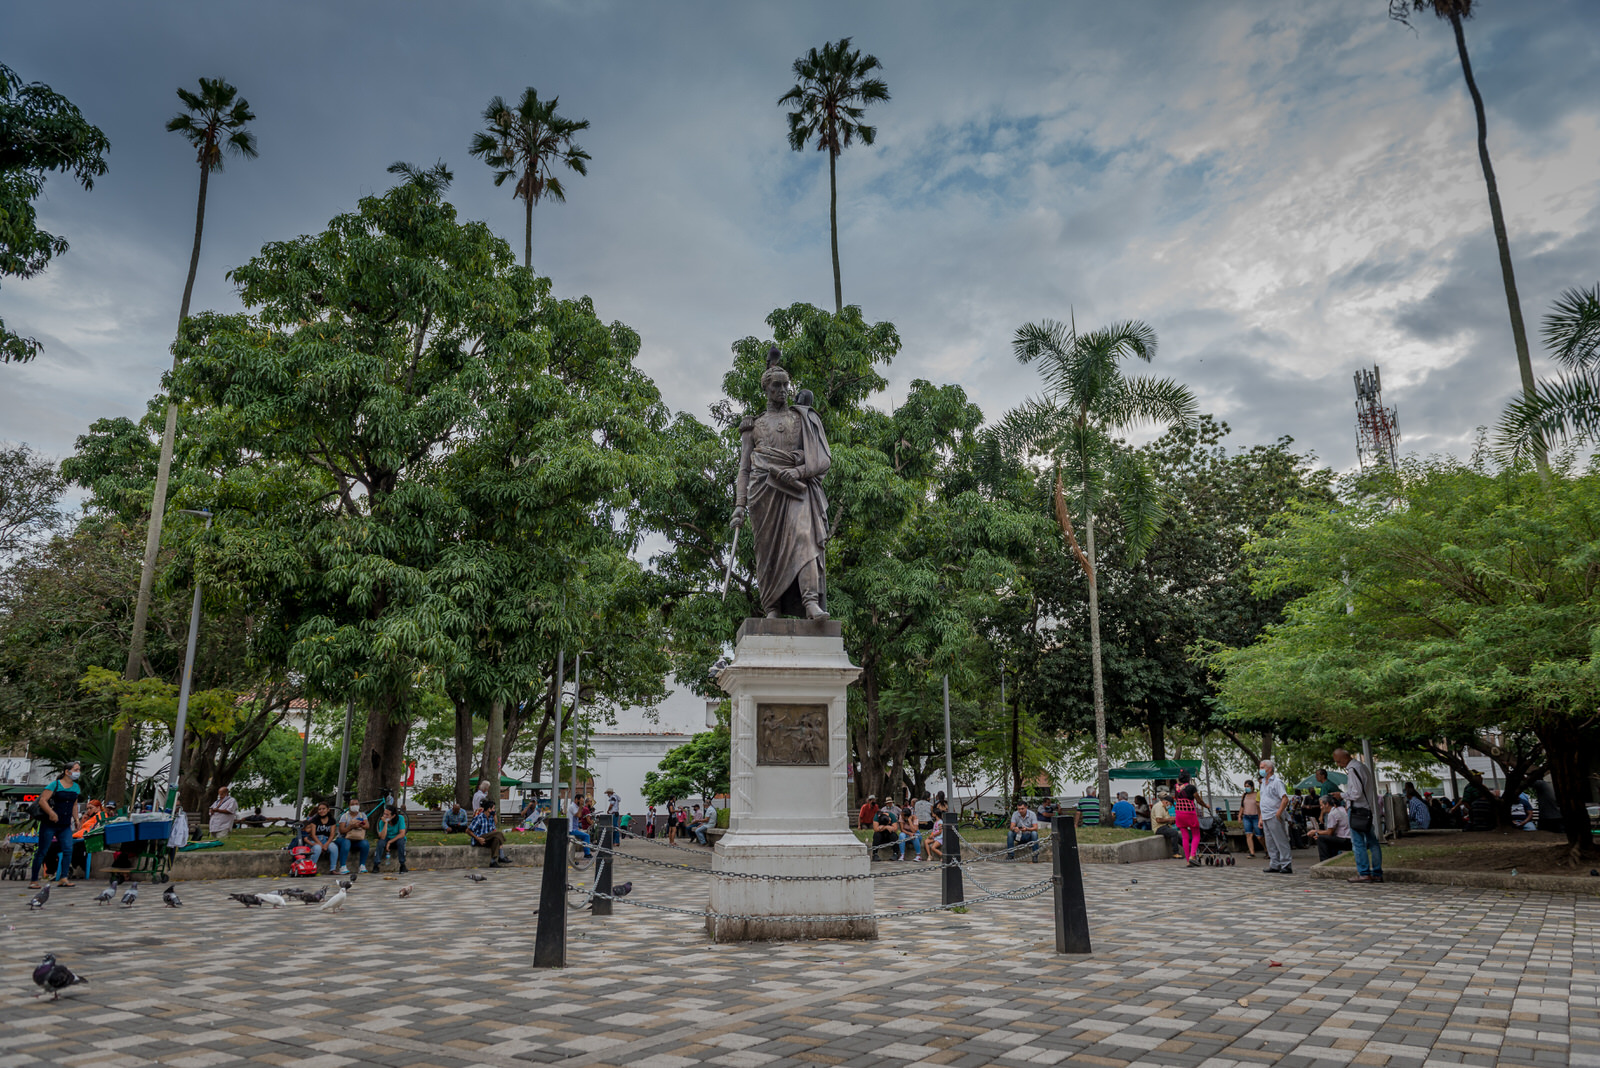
[
  {"xmin": 851, "ymin": 826, "xmax": 1150, "ymax": 845},
  {"xmin": 189, "ymin": 827, "xmax": 548, "ymax": 852}
]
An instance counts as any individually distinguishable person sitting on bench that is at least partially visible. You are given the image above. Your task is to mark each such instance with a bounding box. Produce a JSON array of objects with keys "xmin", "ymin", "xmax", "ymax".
[{"xmin": 467, "ymin": 802, "xmax": 511, "ymax": 867}]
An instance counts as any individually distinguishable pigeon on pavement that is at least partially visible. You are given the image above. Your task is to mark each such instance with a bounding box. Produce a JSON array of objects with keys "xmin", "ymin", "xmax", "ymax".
[
  {"xmin": 228, "ymin": 893, "xmax": 263, "ymax": 908},
  {"xmin": 162, "ymin": 884, "xmax": 182, "ymax": 908},
  {"xmin": 465, "ymin": 873, "xmax": 488, "ymax": 882},
  {"xmin": 300, "ymin": 885, "xmax": 329, "ymax": 905},
  {"xmin": 256, "ymin": 892, "xmax": 286, "ymax": 908},
  {"xmin": 28, "ymin": 885, "xmax": 50, "ymax": 910},
  {"xmin": 120, "ymin": 883, "xmax": 138, "ymax": 907},
  {"xmin": 613, "ymin": 881, "xmax": 633, "ymax": 898},
  {"xmin": 95, "ymin": 880, "xmax": 118, "ymax": 905},
  {"xmin": 319, "ymin": 887, "xmax": 348, "ymax": 912},
  {"xmin": 32, "ymin": 954, "xmax": 87, "ymax": 1000},
  {"xmin": 397, "ymin": 884, "xmax": 414, "ymax": 898},
  {"xmin": 338, "ymin": 879, "xmax": 353, "ymax": 890}
]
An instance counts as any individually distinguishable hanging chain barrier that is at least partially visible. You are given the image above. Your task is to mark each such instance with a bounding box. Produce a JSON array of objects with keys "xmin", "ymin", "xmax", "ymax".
[
  {"xmin": 589, "ymin": 873, "xmax": 1058, "ymax": 923},
  {"xmin": 954, "ymin": 826, "xmax": 1056, "ymax": 863}
]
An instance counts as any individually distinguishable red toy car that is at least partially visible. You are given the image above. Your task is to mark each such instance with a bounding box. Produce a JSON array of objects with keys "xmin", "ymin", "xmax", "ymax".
[{"xmin": 288, "ymin": 844, "xmax": 318, "ymax": 878}]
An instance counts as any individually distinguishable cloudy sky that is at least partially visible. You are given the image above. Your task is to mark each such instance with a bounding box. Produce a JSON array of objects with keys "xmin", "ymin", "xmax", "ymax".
[{"xmin": 4, "ymin": 1, "xmax": 1599, "ymax": 475}]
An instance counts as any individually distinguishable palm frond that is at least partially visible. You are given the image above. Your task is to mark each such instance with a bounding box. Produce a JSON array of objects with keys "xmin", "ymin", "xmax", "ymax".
[
  {"xmin": 1099, "ymin": 374, "xmax": 1197, "ymax": 433},
  {"xmin": 1542, "ymin": 283, "xmax": 1600, "ymax": 371},
  {"xmin": 995, "ymin": 397, "xmax": 1065, "ymax": 457},
  {"xmin": 1494, "ymin": 367, "xmax": 1600, "ymax": 461},
  {"xmin": 1107, "ymin": 451, "xmax": 1168, "ymax": 564},
  {"xmin": 1011, "ymin": 319, "xmax": 1074, "ymax": 366}
]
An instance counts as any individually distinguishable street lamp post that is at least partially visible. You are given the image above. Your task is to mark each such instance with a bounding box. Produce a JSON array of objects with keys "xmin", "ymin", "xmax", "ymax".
[
  {"xmin": 292, "ymin": 705, "xmax": 312, "ymax": 822},
  {"xmin": 165, "ymin": 509, "xmax": 212, "ymax": 812}
]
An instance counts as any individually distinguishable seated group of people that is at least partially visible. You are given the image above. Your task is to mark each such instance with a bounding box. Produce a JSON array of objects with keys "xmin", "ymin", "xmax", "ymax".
[
  {"xmin": 863, "ymin": 794, "xmax": 946, "ymax": 861},
  {"xmin": 297, "ymin": 799, "xmax": 414, "ymax": 874}
]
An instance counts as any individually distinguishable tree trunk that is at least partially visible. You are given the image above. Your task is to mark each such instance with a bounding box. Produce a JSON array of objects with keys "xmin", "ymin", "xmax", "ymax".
[
  {"xmin": 1009, "ymin": 686, "xmax": 1022, "ymax": 803},
  {"xmin": 112, "ymin": 153, "xmax": 215, "ymax": 804},
  {"xmin": 524, "ymin": 194, "xmax": 533, "ymax": 271},
  {"xmin": 1449, "ymin": 11, "xmax": 1545, "ymax": 468},
  {"xmin": 485, "ymin": 698, "xmax": 504, "ymax": 814},
  {"xmin": 1085, "ymin": 506, "xmax": 1110, "ymax": 807},
  {"xmin": 356, "ymin": 700, "xmax": 411, "ymax": 807},
  {"xmin": 1147, "ymin": 706, "xmax": 1166, "ymax": 762},
  {"xmin": 452, "ymin": 695, "xmax": 474, "ymax": 808},
  {"xmin": 828, "ymin": 148, "xmax": 842, "ymax": 314},
  {"xmin": 1260, "ymin": 731, "xmax": 1274, "ymax": 761},
  {"xmin": 1533, "ymin": 718, "xmax": 1598, "ymax": 861}
]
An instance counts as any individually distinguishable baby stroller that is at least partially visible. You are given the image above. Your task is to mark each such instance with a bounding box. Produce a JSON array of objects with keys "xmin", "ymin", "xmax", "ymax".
[
  {"xmin": 288, "ymin": 843, "xmax": 318, "ymax": 877},
  {"xmin": 1192, "ymin": 814, "xmax": 1235, "ymax": 867},
  {"xmin": 2, "ymin": 827, "xmax": 39, "ymax": 880}
]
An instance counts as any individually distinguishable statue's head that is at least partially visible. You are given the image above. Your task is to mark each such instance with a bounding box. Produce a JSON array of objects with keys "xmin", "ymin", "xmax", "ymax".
[{"xmin": 760, "ymin": 344, "xmax": 791, "ymax": 405}]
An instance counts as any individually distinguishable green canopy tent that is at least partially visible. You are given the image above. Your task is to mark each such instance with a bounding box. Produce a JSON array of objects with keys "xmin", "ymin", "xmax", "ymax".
[
  {"xmin": 1295, "ymin": 770, "xmax": 1346, "ymax": 791},
  {"xmin": 1108, "ymin": 760, "xmax": 1202, "ymax": 781},
  {"xmin": 467, "ymin": 774, "xmax": 525, "ymax": 788}
]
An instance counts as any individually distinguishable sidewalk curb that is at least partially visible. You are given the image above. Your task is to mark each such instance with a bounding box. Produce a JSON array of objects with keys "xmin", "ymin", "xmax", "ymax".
[{"xmin": 1308, "ymin": 856, "xmax": 1600, "ymax": 895}]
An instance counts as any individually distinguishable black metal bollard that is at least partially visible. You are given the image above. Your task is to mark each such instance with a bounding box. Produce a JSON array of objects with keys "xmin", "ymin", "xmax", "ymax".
[
  {"xmin": 1051, "ymin": 816, "xmax": 1091, "ymax": 954},
  {"xmin": 533, "ymin": 816, "xmax": 568, "ymax": 968},
  {"xmin": 592, "ymin": 814, "xmax": 614, "ymax": 917},
  {"xmin": 942, "ymin": 821, "xmax": 964, "ymax": 905}
]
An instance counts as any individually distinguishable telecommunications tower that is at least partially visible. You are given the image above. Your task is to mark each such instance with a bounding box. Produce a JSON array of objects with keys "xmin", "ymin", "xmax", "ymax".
[{"xmin": 1353, "ymin": 365, "xmax": 1400, "ymax": 470}]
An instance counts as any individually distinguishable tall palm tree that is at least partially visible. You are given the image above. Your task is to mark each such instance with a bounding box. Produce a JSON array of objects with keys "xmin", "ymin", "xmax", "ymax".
[
  {"xmin": 1497, "ymin": 283, "xmax": 1600, "ymax": 460},
  {"xmin": 386, "ymin": 159, "xmax": 454, "ymax": 201},
  {"xmin": 1001, "ymin": 319, "xmax": 1196, "ymax": 808},
  {"xmin": 468, "ymin": 88, "xmax": 589, "ymax": 270},
  {"xmin": 1391, "ymin": 1, "xmax": 1542, "ymax": 460},
  {"xmin": 780, "ymin": 38, "xmax": 889, "ymax": 314},
  {"xmin": 110, "ymin": 77, "xmax": 256, "ymax": 805}
]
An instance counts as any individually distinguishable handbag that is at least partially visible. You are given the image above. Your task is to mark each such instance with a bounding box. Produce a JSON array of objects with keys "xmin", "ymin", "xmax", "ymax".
[{"xmin": 1348, "ymin": 805, "xmax": 1373, "ymax": 834}]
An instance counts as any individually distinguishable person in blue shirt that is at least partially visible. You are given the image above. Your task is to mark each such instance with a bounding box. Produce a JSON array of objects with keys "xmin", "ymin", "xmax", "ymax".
[
  {"xmin": 1403, "ymin": 783, "xmax": 1430, "ymax": 830},
  {"xmin": 441, "ymin": 801, "xmax": 470, "ymax": 834},
  {"xmin": 374, "ymin": 803, "xmax": 408, "ymax": 874},
  {"xmin": 1110, "ymin": 792, "xmax": 1136, "ymax": 828}
]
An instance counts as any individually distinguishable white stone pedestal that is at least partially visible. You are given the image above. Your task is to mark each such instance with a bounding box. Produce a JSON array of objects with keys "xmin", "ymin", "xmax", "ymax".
[{"xmin": 709, "ymin": 619, "xmax": 875, "ymax": 942}]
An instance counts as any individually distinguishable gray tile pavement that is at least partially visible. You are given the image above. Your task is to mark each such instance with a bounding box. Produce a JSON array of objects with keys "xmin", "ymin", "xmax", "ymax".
[{"xmin": 2, "ymin": 844, "xmax": 1596, "ymax": 1068}]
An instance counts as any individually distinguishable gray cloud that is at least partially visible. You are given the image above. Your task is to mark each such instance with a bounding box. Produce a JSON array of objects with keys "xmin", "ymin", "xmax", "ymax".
[{"xmin": 1, "ymin": 0, "xmax": 1596, "ymax": 485}]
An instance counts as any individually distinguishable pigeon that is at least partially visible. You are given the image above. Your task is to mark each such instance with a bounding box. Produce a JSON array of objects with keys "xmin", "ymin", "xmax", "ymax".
[
  {"xmin": 338, "ymin": 879, "xmax": 353, "ymax": 890},
  {"xmin": 613, "ymin": 881, "xmax": 633, "ymax": 898},
  {"xmin": 95, "ymin": 879, "xmax": 120, "ymax": 905},
  {"xmin": 277, "ymin": 887, "xmax": 307, "ymax": 902},
  {"xmin": 228, "ymin": 893, "xmax": 263, "ymax": 908},
  {"xmin": 162, "ymin": 884, "xmax": 182, "ymax": 908},
  {"xmin": 319, "ymin": 887, "xmax": 348, "ymax": 913},
  {"xmin": 397, "ymin": 884, "xmax": 414, "ymax": 898},
  {"xmin": 28, "ymin": 885, "xmax": 50, "ymax": 910},
  {"xmin": 120, "ymin": 883, "xmax": 138, "ymax": 907},
  {"xmin": 300, "ymin": 885, "xmax": 329, "ymax": 905},
  {"xmin": 256, "ymin": 892, "xmax": 287, "ymax": 908},
  {"xmin": 32, "ymin": 954, "xmax": 87, "ymax": 1000},
  {"xmin": 465, "ymin": 873, "xmax": 488, "ymax": 883}
]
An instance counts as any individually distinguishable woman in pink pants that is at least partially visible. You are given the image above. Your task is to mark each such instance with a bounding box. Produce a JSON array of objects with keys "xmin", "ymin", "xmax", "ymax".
[{"xmin": 1173, "ymin": 770, "xmax": 1208, "ymax": 866}]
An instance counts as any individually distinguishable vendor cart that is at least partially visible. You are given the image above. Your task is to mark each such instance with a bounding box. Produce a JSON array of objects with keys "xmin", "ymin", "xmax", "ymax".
[{"xmin": 102, "ymin": 817, "xmax": 175, "ymax": 883}]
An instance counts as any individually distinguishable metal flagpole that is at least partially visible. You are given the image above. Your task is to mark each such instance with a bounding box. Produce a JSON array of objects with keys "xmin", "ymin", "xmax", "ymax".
[
  {"xmin": 552, "ymin": 649, "xmax": 565, "ymax": 815},
  {"xmin": 570, "ymin": 651, "xmax": 582, "ymax": 803},
  {"xmin": 165, "ymin": 509, "xmax": 212, "ymax": 811},
  {"xmin": 292, "ymin": 706, "xmax": 311, "ymax": 821},
  {"xmin": 335, "ymin": 698, "xmax": 354, "ymax": 810},
  {"xmin": 942, "ymin": 674, "xmax": 955, "ymax": 804}
]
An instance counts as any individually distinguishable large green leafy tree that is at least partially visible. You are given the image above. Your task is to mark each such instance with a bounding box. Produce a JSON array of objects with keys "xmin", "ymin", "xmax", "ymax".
[
  {"xmin": 0, "ymin": 442, "xmax": 67, "ymax": 559},
  {"xmin": 0, "ymin": 62, "xmax": 110, "ymax": 364},
  {"xmin": 170, "ymin": 183, "xmax": 667, "ymax": 808},
  {"xmin": 780, "ymin": 39, "xmax": 889, "ymax": 314},
  {"xmin": 1211, "ymin": 455, "xmax": 1600, "ymax": 860},
  {"xmin": 1002, "ymin": 319, "xmax": 1196, "ymax": 807},
  {"xmin": 642, "ymin": 726, "xmax": 731, "ymax": 807},
  {"xmin": 468, "ymin": 88, "xmax": 589, "ymax": 270},
  {"xmin": 644, "ymin": 303, "xmax": 1040, "ymax": 800},
  {"xmin": 113, "ymin": 77, "xmax": 257, "ymax": 805}
]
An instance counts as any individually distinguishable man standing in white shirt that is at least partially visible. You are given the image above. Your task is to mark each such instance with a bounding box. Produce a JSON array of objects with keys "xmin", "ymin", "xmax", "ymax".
[
  {"xmin": 208, "ymin": 785, "xmax": 240, "ymax": 840},
  {"xmin": 1258, "ymin": 760, "xmax": 1292, "ymax": 874}
]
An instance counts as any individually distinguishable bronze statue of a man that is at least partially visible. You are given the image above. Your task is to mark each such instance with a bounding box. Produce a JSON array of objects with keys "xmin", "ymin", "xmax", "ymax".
[{"xmin": 730, "ymin": 347, "xmax": 830, "ymax": 619}]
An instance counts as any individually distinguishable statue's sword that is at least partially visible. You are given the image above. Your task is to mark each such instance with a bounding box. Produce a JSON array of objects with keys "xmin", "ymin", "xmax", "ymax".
[{"xmin": 720, "ymin": 522, "xmax": 740, "ymax": 601}]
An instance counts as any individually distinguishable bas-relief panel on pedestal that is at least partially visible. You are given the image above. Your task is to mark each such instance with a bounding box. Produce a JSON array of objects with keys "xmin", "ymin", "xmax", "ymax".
[{"xmin": 756, "ymin": 703, "xmax": 829, "ymax": 766}]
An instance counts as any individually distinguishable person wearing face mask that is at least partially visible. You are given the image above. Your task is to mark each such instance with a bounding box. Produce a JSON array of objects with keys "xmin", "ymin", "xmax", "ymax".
[
  {"xmin": 30, "ymin": 761, "xmax": 82, "ymax": 888},
  {"xmin": 1258, "ymin": 759, "xmax": 1292, "ymax": 875},
  {"xmin": 336, "ymin": 800, "xmax": 371, "ymax": 874}
]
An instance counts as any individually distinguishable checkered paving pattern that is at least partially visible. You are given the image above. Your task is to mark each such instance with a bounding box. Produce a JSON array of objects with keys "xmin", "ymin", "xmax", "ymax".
[{"xmin": 3, "ymin": 844, "xmax": 1596, "ymax": 1068}]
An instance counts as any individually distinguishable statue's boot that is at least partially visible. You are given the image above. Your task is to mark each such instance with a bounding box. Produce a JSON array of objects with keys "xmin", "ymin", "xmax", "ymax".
[{"xmin": 803, "ymin": 595, "xmax": 829, "ymax": 621}]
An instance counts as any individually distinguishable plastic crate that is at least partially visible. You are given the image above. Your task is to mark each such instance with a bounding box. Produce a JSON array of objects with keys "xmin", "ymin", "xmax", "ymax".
[
  {"xmin": 136, "ymin": 819, "xmax": 172, "ymax": 841},
  {"xmin": 104, "ymin": 820, "xmax": 137, "ymax": 845}
]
